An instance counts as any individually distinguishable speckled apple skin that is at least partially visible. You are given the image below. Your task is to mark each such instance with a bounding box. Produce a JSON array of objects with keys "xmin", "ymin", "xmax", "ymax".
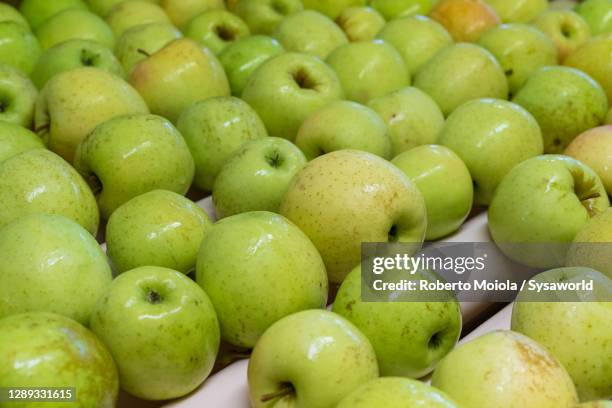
[
  {"xmin": 0, "ymin": 121, "xmax": 44, "ymax": 163},
  {"xmin": 0, "ymin": 312, "xmax": 119, "ymax": 408},
  {"xmin": 0, "ymin": 149, "xmax": 99, "ymax": 235},
  {"xmin": 106, "ymin": 190, "xmax": 212, "ymax": 274},
  {"xmin": 0, "ymin": 214, "xmax": 112, "ymax": 324},
  {"xmin": 567, "ymin": 208, "xmax": 612, "ymax": 278}
]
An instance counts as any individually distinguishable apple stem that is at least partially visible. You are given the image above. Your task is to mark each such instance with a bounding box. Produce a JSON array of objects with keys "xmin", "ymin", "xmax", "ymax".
[
  {"xmin": 581, "ymin": 192, "xmax": 601, "ymax": 201},
  {"xmin": 137, "ymin": 48, "xmax": 151, "ymax": 58},
  {"xmin": 35, "ymin": 123, "xmax": 50, "ymax": 134},
  {"xmin": 260, "ymin": 386, "xmax": 294, "ymax": 402}
]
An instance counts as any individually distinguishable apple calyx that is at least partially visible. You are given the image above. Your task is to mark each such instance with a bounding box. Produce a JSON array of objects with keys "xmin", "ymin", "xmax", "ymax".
[
  {"xmin": 388, "ymin": 224, "xmax": 399, "ymax": 242},
  {"xmin": 145, "ymin": 289, "xmax": 163, "ymax": 304},
  {"xmin": 428, "ymin": 331, "xmax": 444, "ymax": 349},
  {"xmin": 85, "ymin": 172, "xmax": 103, "ymax": 195},
  {"xmin": 80, "ymin": 49, "xmax": 99, "ymax": 67},
  {"xmin": 260, "ymin": 383, "xmax": 295, "ymax": 402},
  {"xmin": 0, "ymin": 96, "xmax": 10, "ymax": 113},
  {"xmin": 265, "ymin": 150, "xmax": 283, "ymax": 168}
]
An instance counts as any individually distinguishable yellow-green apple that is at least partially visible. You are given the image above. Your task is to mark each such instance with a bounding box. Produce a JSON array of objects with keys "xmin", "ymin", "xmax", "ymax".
[
  {"xmin": 160, "ymin": 0, "xmax": 224, "ymax": 29},
  {"xmin": 248, "ymin": 310, "xmax": 378, "ymax": 408},
  {"xmin": 483, "ymin": 0, "xmax": 548, "ymax": 23},
  {"xmin": 369, "ymin": 0, "xmax": 437, "ymax": 20},
  {"xmin": 335, "ymin": 6, "xmax": 385, "ymax": 42},
  {"xmin": 32, "ymin": 39, "xmax": 124, "ymax": 89},
  {"xmin": 608, "ymin": 107, "xmax": 612, "ymax": 123},
  {"xmin": 533, "ymin": 10, "xmax": 591, "ymax": 60},
  {"xmin": 565, "ymin": 34, "xmax": 612, "ymax": 104},
  {"xmin": 0, "ymin": 3, "xmax": 29, "ymax": 28},
  {"xmin": 0, "ymin": 149, "xmax": 99, "ymax": 234},
  {"xmin": 279, "ymin": 150, "xmax": 426, "ymax": 283},
  {"xmin": 273, "ymin": 10, "xmax": 348, "ymax": 59},
  {"xmin": 185, "ymin": 9, "xmax": 250, "ymax": 54},
  {"xmin": 177, "ymin": 96, "xmax": 267, "ymax": 191},
  {"xmin": 0, "ymin": 22, "xmax": 41, "ymax": 75},
  {"xmin": 565, "ymin": 126, "xmax": 612, "ymax": 195},
  {"xmin": 105, "ymin": 0, "xmax": 170, "ymax": 38},
  {"xmin": 301, "ymin": 0, "xmax": 365, "ymax": 19},
  {"xmin": 36, "ymin": 67, "xmax": 149, "ymax": 162},
  {"xmin": 74, "ymin": 114, "xmax": 194, "ymax": 219},
  {"xmin": 431, "ymin": 330, "xmax": 579, "ymax": 408},
  {"xmin": 35, "ymin": 9, "xmax": 115, "ymax": 50},
  {"xmin": 196, "ymin": 211, "xmax": 328, "ymax": 348},
  {"xmin": 0, "ymin": 122, "xmax": 43, "ymax": 163},
  {"xmin": 90, "ymin": 266, "xmax": 220, "ymax": 400},
  {"xmin": 512, "ymin": 66, "xmax": 608, "ymax": 153},
  {"xmin": 88, "ymin": 0, "xmax": 160, "ymax": 17},
  {"xmin": 218, "ymin": 34, "xmax": 284, "ymax": 95},
  {"xmin": 20, "ymin": 0, "xmax": 87, "ymax": 29},
  {"xmin": 336, "ymin": 377, "xmax": 460, "ymax": 408},
  {"xmin": 414, "ymin": 43, "xmax": 508, "ymax": 116},
  {"xmin": 212, "ymin": 137, "xmax": 306, "ymax": 217},
  {"xmin": 488, "ymin": 154, "xmax": 609, "ymax": 268},
  {"xmin": 0, "ymin": 214, "xmax": 111, "ymax": 323},
  {"xmin": 0, "ymin": 64, "xmax": 37, "ymax": 127},
  {"xmin": 576, "ymin": 0, "xmax": 612, "ymax": 35},
  {"xmin": 478, "ymin": 23, "xmax": 558, "ymax": 94},
  {"xmin": 115, "ymin": 22, "xmax": 182, "ymax": 74},
  {"xmin": 242, "ymin": 52, "xmax": 343, "ymax": 141},
  {"xmin": 577, "ymin": 402, "xmax": 612, "ymax": 408},
  {"xmin": 368, "ymin": 87, "xmax": 445, "ymax": 156},
  {"xmin": 129, "ymin": 38, "xmax": 230, "ymax": 123},
  {"xmin": 512, "ymin": 267, "xmax": 612, "ymax": 400},
  {"xmin": 377, "ymin": 15, "xmax": 453, "ymax": 76},
  {"xmin": 326, "ymin": 40, "xmax": 409, "ymax": 104},
  {"xmin": 106, "ymin": 190, "xmax": 212, "ymax": 273},
  {"xmin": 392, "ymin": 145, "xmax": 473, "ymax": 239},
  {"xmin": 430, "ymin": 0, "xmax": 501, "ymax": 42},
  {"xmin": 333, "ymin": 266, "xmax": 461, "ymax": 377},
  {"xmin": 295, "ymin": 100, "xmax": 392, "ymax": 160},
  {"xmin": 439, "ymin": 99, "xmax": 543, "ymax": 205},
  {"xmin": 233, "ymin": 0, "xmax": 303, "ymax": 34},
  {"xmin": 0, "ymin": 312, "xmax": 118, "ymax": 407},
  {"xmin": 566, "ymin": 208, "xmax": 612, "ymax": 278}
]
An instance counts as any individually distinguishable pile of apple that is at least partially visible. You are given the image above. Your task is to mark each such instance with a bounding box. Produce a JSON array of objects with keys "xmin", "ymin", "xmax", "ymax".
[{"xmin": 0, "ymin": 0, "xmax": 611, "ymax": 407}]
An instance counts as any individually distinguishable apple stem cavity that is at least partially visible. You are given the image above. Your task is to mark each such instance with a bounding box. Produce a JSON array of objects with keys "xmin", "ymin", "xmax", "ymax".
[
  {"xmin": 292, "ymin": 68, "xmax": 317, "ymax": 91},
  {"xmin": 260, "ymin": 384, "xmax": 294, "ymax": 402},
  {"xmin": 388, "ymin": 225, "xmax": 398, "ymax": 242},
  {"xmin": 86, "ymin": 173, "xmax": 103, "ymax": 195},
  {"xmin": 428, "ymin": 331, "xmax": 443, "ymax": 349},
  {"xmin": 215, "ymin": 25, "xmax": 235, "ymax": 41}
]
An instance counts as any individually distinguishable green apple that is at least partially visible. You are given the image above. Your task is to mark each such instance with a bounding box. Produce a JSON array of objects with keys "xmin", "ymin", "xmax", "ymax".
[
  {"xmin": 20, "ymin": 0, "xmax": 88, "ymax": 29},
  {"xmin": 0, "ymin": 64, "xmax": 37, "ymax": 128},
  {"xmin": 533, "ymin": 10, "xmax": 591, "ymax": 60},
  {"xmin": 512, "ymin": 66, "xmax": 608, "ymax": 153},
  {"xmin": 218, "ymin": 34, "xmax": 284, "ymax": 96},
  {"xmin": 105, "ymin": 0, "xmax": 170, "ymax": 38},
  {"xmin": 0, "ymin": 3, "xmax": 29, "ymax": 28},
  {"xmin": 369, "ymin": 0, "xmax": 437, "ymax": 20},
  {"xmin": 333, "ymin": 266, "xmax": 461, "ymax": 377},
  {"xmin": 115, "ymin": 22, "xmax": 182, "ymax": 74},
  {"xmin": 512, "ymin": 267, "xmax": 612, "ymax": 400},
  {"xmin": 185, "ymin": 9, "xmax": 250, "ymax": 54},
  {"xmin": 295, "ymin": 100, "xmax": 392, "ymax": 160},
  {"xmin": 576, "ymin": 0, "xmax": 612, "ymax": 35},
  {"xmin": 565, "ymin": 34, "xmax": 612, "ymax": 104},
  {"xmin": 280, "ymin": 150, "xmax": 426, "ymax": 283},
  {"xmin": 337, "ymin": 377, "xmax": 460, "ymax": 408},
  {"xmin": 90, "ymin": 266, "xmax": 220, "ymax": 400},
  {"xmin": 36, "ymin": 67, "xmax": 149, "ymax": 162},
  {"xmin": 488, "ymin": 154, "xmax": 609, "ymax": 268},
  {"xmin": 368, "ymin": 87, "xmax": 445, "ymax": 156},
  {"xmin": 326, "ymin": 40, "xmax": 409, "ymax": 104},
  {"xmin": 0, "ymin": 214, "xmax": 111, "ymax": 323},
  {"xmin": 0, "ymin": 21, "xmax": 41, "ymax": 75},
  {"xmin": 196, "ymin": 211, "xmax": 328, "ymax": 348},
  {"xmin": 0, "ymin": 312, "xmax": 118, "ymax": 407},
  {"xmin": 160, "ymin": 0, "xmax": 225, "ymax": 29},
  {"xmin": 608, "ymin": 107, "xmax": 612, "ymax": 123},
  {"xmin": 439, "ymin": 98, "xmax": 543, "ymax": 205},
  {"xmin": 430, "ymin": 0, "xmax": 501, "ymax": 43},
  {"xmin": 273, "ymin": 10, "xmax": 348, "ymax": 59},
  {"xmin": 392, "ymin": 145, "xmax": 473, "ymax": 240},
  {"xmin": 0, "ymin": 149, "xmax": 99, "ymax": 234},
  {"xmin": 336, "ymin": 6, "xmax": 385, "ymax": 42},
  {"xmin": 106, "ymin": 190, "xmax": 212, "ymax": 273},
  {"xmin": 566, "ymin": 208, "xmax": 612, "ymax": 278},
  {"xmin": 88, "ymin": 0, "xmax": 160, "ymax": 17},
  {"xmin": 0, "ymin": 122, "xmax": 44, "ymax": 163},
  {"xmin": 32, "ymin": 39, "xmax": 124, "ymax": 88},
  {"xmin": 478, "ymin": 23, "xmax": 558, "ymax": 94},
  {"xmin": 431, "ymin": 330, "xmax": 579, "ymax": 408},
  {"xmin": 35, "ymin": 9, "xmax": 115, "ymax": 50},
  {"xmin": 177, "ymin": 96, "xmax": 267, "ymax": 191},
  {"xmin": 248, "ymin": 309, "xmax": 378, "ymax": 408},
  {"xmin": 565, "ymin": 125, "xmax": 612, "ymax": 195},
  {"xmin": 484, "ymin": 0, "xmax": 548, "ymax": 23},
  {"xmin": 74, "ymin": 114, "xmax": 194, "ymax": 219},
  {"xmin": 414, "ymin": 43, "xmax": 508, "ymax": 116},
  {"xmin": 377, "ymin": 15, "xmax": 453, "ymax": 77},
  {"xmin": 242, "ymin": 52, "xmax": 344, "ymax": 141},
  {"xmin": 301, "ymin": 0, "xmax": 365, "ymax": 19},
  {"xmin": 213, "ymin": 137, "xmax": 306, "ymax": 217},
  {"xmin": 233, "ymin": 0, "xmax": 303, "ymax": 35},
  {"xmin": 129, "ymin": 38, "xmax": 230, "ymax": 123}
]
